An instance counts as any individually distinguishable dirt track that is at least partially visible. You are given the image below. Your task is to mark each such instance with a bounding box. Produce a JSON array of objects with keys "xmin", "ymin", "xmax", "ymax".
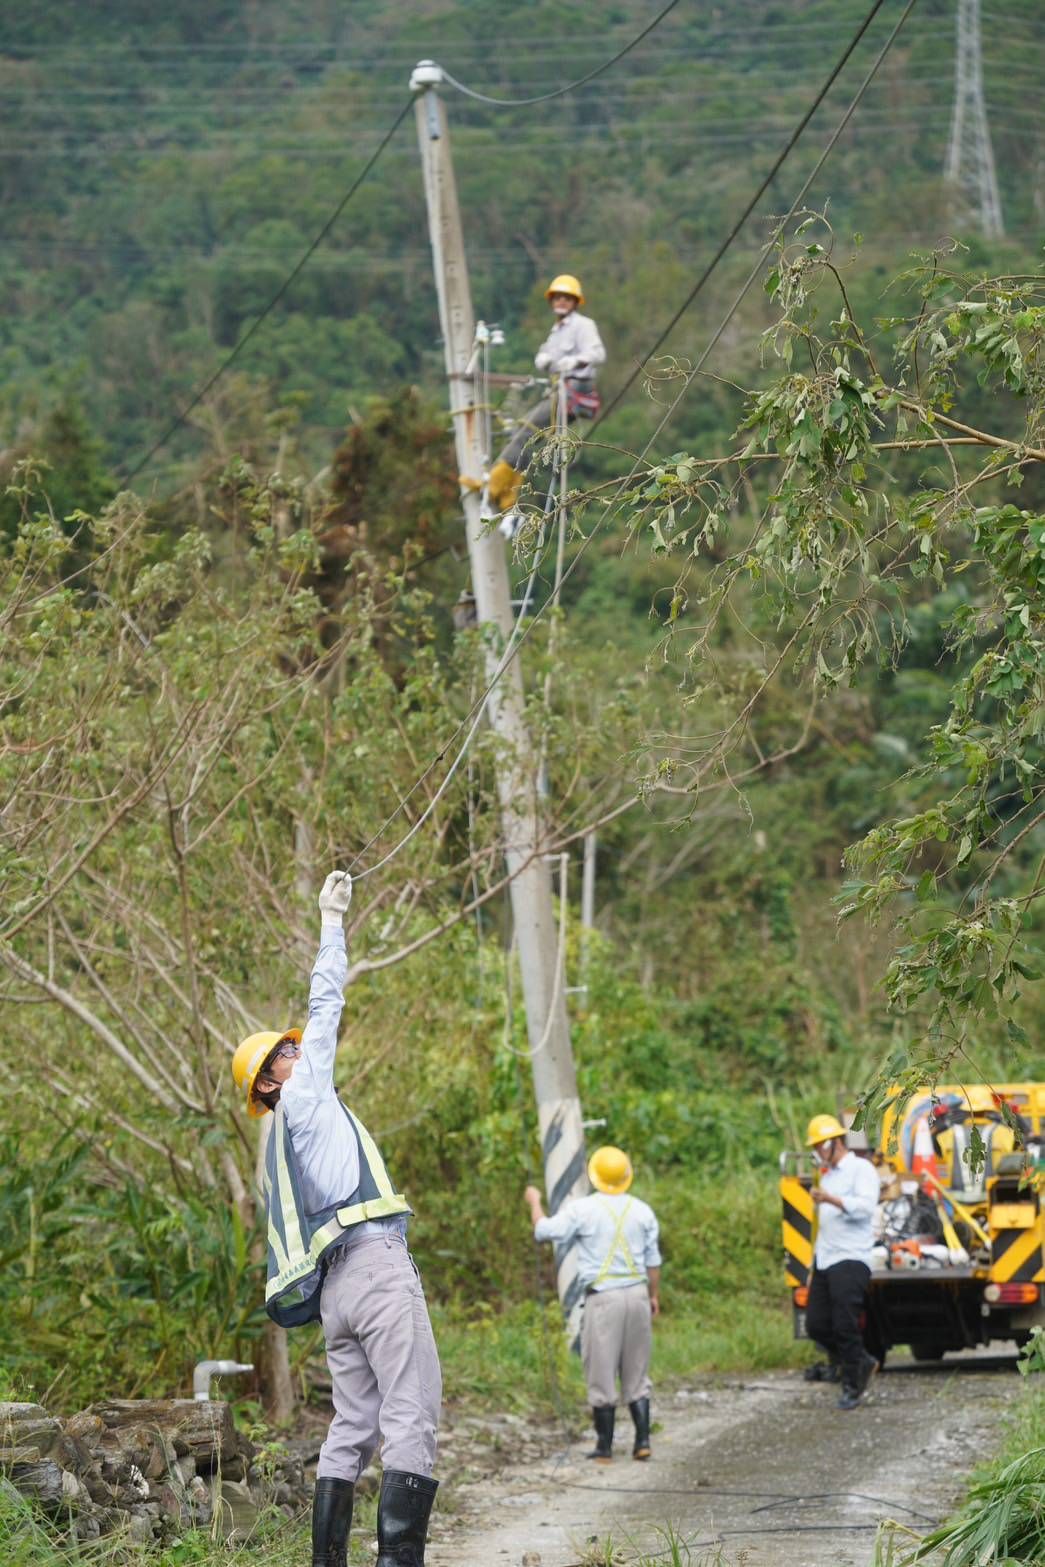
[{"xmin": 426, "ymin": 1350, "xmax": 1023, "ymax": 1566}]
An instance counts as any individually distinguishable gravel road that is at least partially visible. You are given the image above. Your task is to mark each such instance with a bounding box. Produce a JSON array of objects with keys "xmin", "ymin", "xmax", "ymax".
[{"xmin": 426, "ymin": 1350, "xmax": 1023, "ymax": 1567}]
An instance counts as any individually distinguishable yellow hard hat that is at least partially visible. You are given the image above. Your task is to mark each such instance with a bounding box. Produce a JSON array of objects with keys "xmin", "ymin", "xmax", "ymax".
[
  {"xmin": 805, "ymin": 1113, "xmax": 847, "ymax": 1147},
  {"xmin": 588, "ymin": 1145, "xmax": 633, "ymax": 1195},
  {"xmin": 231, "ymin": 1029, "xmax": 302, "ymax": 1118},
  {"xmin": 545, "ymin": 273, "xmax": 584, "ymax": 306}
]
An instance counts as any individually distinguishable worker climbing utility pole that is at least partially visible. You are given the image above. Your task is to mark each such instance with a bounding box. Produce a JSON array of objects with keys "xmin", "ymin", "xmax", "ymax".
[{"xmin": 410, "ymin": 60, "xmax": 589, "ymax": 1341}]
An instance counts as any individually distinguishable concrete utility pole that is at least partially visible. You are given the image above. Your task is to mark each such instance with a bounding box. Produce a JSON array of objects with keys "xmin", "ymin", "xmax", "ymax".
[
  {"xmin": 410, "ymin": 62, "xmax": 589, "ymax": 1342},
  {"xmin": 944, "ymin": 0, "xmax": 1004, "ymax": 239}
]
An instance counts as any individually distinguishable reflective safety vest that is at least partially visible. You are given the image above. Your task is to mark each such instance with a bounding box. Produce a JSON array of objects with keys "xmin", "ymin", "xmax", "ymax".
[
  {"xmin": 590, "ymin": 1196, "xmax": 645, "ymax": 1291},
  {"xmin": 263, "ymin": 1099, "xmax": 412, "ymax": 1327}
]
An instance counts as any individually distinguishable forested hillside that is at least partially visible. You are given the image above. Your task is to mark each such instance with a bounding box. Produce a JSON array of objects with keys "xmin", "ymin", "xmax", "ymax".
[
  {"xmin": 1, "ymin": 0, "xmax": 1041, "ymax": 480},
  {"xmin": 2, "ymin": 0, "xmax": 1043, "ymax": 1443}
]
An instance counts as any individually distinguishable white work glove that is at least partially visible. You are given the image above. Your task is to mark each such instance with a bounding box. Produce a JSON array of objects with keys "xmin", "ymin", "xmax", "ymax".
[
  {"xmin": 534, "ymin": 351, "xmax": 552, "ymax": 371},
  {"xmin": 558, "ymin": 354, "xmax": 582, "ymax": 374},
  {"xmin": 318, "ymin": 870, "xmax": 353, "ymax": 928}
]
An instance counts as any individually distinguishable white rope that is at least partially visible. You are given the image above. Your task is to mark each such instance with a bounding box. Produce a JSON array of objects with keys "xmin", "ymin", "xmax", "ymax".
[
  {"xmin": 354, "ymin": 526, "xmax": 554, "ymax": 884},
  {"xmin": 536, "ymin": 376, "xmax": 571, "ymax": 796},
  {"xmin": 501, "ymin": 851, "xmax": 569, "ymax": 1059},
  {"xmin": 355, "ymin": 375, "xmax": 571, "ymax": 881}
]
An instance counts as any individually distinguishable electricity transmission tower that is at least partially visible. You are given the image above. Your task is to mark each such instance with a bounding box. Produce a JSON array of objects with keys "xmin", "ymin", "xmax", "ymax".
[{"xmin": 944, "ymin": 0, "xmax": 1004, "ymax": 238}]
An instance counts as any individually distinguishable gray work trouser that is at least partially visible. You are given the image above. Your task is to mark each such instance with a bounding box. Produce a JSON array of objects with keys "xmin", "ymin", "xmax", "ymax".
[
  {"xmin": 316, "ymin": 1231, "xmax": 442, "ymax": 1481},
  {"xmin": 500, "ymin": 396, "xmax": 555, "ymax": 471},
  {"xmin": 499, "ymin": 377, "xmax": 594, "ymax": 472},
  {"xmin": 580, "ymin": 1281, "xmax": 653, "ymax": 1407}
]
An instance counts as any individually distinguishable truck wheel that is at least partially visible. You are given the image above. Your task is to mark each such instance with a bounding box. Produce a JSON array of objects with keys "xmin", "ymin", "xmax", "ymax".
[{"xmin": 910, "ymin": 1342, "xmax": 946, "ymax": 1362}]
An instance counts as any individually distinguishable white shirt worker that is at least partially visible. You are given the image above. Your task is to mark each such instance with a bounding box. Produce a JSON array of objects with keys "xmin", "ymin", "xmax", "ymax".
[
  {"xmin": 534, "ymin": 311, "xmax": 607, "ymax": 379},
  {"xmin": 814, "ymin": 1151, "xmax": 880, "ymax": 1270}
]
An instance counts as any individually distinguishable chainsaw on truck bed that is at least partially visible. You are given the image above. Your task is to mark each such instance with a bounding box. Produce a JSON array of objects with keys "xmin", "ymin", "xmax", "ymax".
[{"xmin": 780, "ymin": 1082, "xmax": 1045, "ymax": 1363}]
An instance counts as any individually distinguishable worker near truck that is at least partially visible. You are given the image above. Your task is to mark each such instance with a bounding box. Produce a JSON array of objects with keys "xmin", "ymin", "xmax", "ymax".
[
  {"xmin": 803, "ymin": 1114, "xmax": 881, "ymax": 1411},
  {"xmin": 485, "ymin": 273, "xmax": 606, "ymax": 529},
  {"xmin": 524, "ymin": 1145, "xmax": 660, "ymax": 1462},
  {"xmin": 231, "ymin": 871, "xmax": 441, "ymax": 1567}
]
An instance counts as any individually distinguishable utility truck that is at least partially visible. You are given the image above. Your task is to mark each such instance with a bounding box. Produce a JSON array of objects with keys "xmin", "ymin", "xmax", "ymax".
[{"xmin": 780, "ymin": 1083, "xmax": 1045, "ymax": 1362}]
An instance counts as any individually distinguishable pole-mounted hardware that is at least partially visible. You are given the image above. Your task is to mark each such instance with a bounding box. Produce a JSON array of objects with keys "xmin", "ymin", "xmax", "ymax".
[{"xmin": 410, "ymin": 61, "xmax": 444, "ymax": 140}]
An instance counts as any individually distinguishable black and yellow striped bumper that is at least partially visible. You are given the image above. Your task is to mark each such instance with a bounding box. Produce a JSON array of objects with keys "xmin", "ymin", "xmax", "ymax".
[
  {"xmin": 780, "ymin": 1174, "xmax": 814, "ymax": 1288},
  {"xmin": 990, "ymin": 1225, "xmax": 1044, "ymax": 1284}
]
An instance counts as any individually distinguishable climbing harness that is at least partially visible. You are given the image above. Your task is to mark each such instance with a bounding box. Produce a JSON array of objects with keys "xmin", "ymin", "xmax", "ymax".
[{"xmin": 564, "ymin": 379, "xmax": 601, "ymax": 421}]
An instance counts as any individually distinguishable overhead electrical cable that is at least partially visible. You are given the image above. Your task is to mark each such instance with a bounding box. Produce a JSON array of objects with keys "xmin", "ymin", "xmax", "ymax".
[
  {"xmin": 437, "ymin": 0, "xmax": 682, "ymax": 106},
  {"xmin": 122, "ymin": 96, "xmax": 414, "ymax": 484},
  {"xmin": 345, "ymin": 0, "xmax": 918, "ymax": 883},
  {"xmin": 594, "ymin": 0, "xmax": 891, "ymax": 429},
  {"xmin": 348, "ymin": 473, "xmax": 562, "ymax": 882},
  {"xmin": 638, "ymin": 0, "xmax": 920, "ymax": 455}
]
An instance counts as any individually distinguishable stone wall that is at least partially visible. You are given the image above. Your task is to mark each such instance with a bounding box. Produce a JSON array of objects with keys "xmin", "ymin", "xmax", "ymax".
[{"xmin": 0, "ymin": 1398, "xmax": 308, "ymax": 1545}]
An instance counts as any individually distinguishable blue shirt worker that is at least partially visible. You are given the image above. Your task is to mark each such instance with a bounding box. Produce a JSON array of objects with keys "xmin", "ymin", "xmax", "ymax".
[
  {"xmin": 525, "ymin": 1145, "xmax": 661, "ymax": 1463},
  {"xmin": 231, "ymin": 871, "xmax": 441, "ymax": 1567},
  {"xmin": 804, "ymin": 1114, "xmax": 881, "ymax": 1411}
]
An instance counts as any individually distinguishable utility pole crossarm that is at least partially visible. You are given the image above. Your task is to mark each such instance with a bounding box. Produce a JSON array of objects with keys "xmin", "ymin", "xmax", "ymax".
[{"xmin": 411, "ymin": 63, "xmax": 590, "ymax": 1345}]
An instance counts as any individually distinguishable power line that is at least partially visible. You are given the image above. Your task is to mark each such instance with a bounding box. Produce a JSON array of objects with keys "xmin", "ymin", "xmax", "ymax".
[
  {"xmin": 9, "ymin": 108, "xmax": 1043, "ymax": 163},
  {"xmin": 437, "ymin": 0, "xmax": 682, "ymax": 106},
  {"xmin": 11, "ymin": 8, "xmax": 1031, "ymax": 62},
  {"xmin": 121, "ymin": 96, "xmax": 413, "ymax": 484},
  {"xmin": 594, "ymin": 0, "xmax": 892, "ymax": 430},
  {"xmin": 641, "ymin": 0, "xmax": 922, "ymax": 457}
]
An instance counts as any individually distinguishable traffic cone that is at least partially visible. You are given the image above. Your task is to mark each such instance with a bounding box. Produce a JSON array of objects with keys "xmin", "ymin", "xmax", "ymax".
[{"xmin": 911, "ymin": 1115, "xmax": 940, "ymax": 1182}]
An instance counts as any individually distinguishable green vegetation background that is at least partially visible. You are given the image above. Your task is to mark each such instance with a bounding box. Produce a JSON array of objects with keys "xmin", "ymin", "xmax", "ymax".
[{"xmin": 2, "ymin": 0, "xmax": 1043, "ymax": 1452}]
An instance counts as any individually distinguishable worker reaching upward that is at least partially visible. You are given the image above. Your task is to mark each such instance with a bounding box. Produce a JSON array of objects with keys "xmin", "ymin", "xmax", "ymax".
[
  {"xmin": 525, "ymin": 1146, "xmax": 661, "ymax": 1463},
  {"xmin": 231, "ymin": 871, "xmax": 441, "ymax": 1567},
  {"xmin": 485, "ymin": 273, "xmax": 606, "ymax": 530}
]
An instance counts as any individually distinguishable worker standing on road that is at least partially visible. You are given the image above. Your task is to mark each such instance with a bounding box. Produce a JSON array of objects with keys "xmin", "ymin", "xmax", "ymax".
[
  {"xmin": 804, "ymin": 1114, "xmax": 881, "ymax": 1411},
  {"xmin": 524, "ymin": 1146, "xmax": 660, "ymax": 1463},
  {"xmin": 485, "ymin": 273, "xmax": 606, "ymax": 529},
  {"xmin": 231, "ymin": 871, "xmax": 441, "ymax": 1567}
]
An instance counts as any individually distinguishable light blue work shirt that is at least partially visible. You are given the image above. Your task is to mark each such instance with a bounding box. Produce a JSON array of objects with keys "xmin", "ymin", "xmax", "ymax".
[
  {"xmin": 534, "ymin": 1192, "xmax": 661, "ymax": 1292},
  {"xmin": 281, "ymin": 926, "xmax": 406, "ymax": 1244},
  {"xmin": 534, "ymin": 311, "xmax": 607, "ymax": 378},
  {"xmin": 814, "ymin": 1151, "xmax": 879, "ymax": 1270}
]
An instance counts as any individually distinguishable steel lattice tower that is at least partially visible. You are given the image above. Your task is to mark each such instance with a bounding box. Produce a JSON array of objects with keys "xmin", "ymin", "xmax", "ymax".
[{"xmin": 944, "ymin": 0, "xmax": 1004, "ymax": 238}]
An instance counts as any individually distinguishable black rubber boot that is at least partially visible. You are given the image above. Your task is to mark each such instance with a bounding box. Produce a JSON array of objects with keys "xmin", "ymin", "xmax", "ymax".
[
  {"xmin": 311, "ymin": 1477, "xmax": 354, "ymax": 1567},
  {"xmin": 375, "ymin": 1469, "xmax": 438, "ymax": 1565},
  {"xmin": 629, "ymin": 1397, "xmax": 651, "ymax": 1460},
  {"xmin": 587, "ymin": 1404, "xmax": 615, "ymax": 1462}
]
